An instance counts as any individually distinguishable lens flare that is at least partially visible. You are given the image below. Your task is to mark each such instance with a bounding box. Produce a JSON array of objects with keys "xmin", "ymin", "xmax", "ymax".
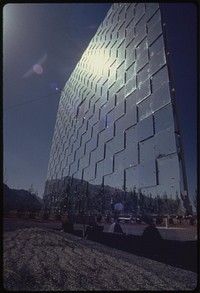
[
  {"xmin": 23, "ymin": 53, "xmax": 47, "ymax": 78},
  {"xmin": 51, "ymin": 82, "xmax": 59, "ymax": 91},
  {"xmin": 33, "ymin": 64, "xmax": 43, "ymax": 75}
]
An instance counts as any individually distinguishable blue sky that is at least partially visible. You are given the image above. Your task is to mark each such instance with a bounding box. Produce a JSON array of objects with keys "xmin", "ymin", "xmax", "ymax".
[{"xmin": 3, "ymin": 3, "xmax": 197, "ymax": 205}]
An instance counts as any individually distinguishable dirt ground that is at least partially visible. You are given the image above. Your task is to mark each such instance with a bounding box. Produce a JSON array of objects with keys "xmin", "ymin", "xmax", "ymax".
[{"xmin": 3, "ymin": 220, "xmax": 198, "ymax": 291}]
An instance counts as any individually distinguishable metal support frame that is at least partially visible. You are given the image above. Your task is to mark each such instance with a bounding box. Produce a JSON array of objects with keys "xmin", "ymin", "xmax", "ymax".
[{"xmin": 160, "ymin": 4, "xmax": 192, "ymax": 215}]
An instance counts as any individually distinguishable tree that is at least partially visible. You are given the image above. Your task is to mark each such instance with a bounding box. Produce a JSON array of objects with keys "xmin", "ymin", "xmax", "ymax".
[
  {"xmin": 138, "ymin": 192, "xmax": 145, "ymax": 215},
  {"xmin": 193, "ymin": 190, "xmax": 197, "ymax": 213},
  {"xmin": 61, "ymin": 181, "xmax": 73, "ymax": 213}
]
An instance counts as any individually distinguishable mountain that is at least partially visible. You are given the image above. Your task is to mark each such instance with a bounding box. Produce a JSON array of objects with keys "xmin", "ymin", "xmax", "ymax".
[{"xmin": 3, "ymin": 184, "xmax": 43, "ymax": 213}]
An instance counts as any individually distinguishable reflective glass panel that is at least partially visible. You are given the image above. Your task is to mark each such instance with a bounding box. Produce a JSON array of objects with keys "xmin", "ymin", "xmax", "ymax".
[
  {"xmin": 136, "ymin": 79, "xmax": 151, "ymax": 104},
  {"xmin": 152, "ymin": 65, "xmax": 169, "ymax": 92},
  {"xmin": 155, "ymin": 126, "xmax": 176, "ymax": 158},
  {"xmin": 138, "ymin": 96, "xmax": 153, "ymax": 121},
  {"xmin": 147, "ymin": 19, "xmax": 162, "ymax": 45},
  {"xmin": 113, "ymin": 170, "xmax": 124, "ymax": 190},
  {"xmin": 138, "ymin": 115, "xmax": 154, "ymax": 141},
  {"xmin": 154, "ymin": 103, "xmax": 174, "ymax": 133},
  {"xmin": 140, "ymin": 186, "xmax": 157, "ymax": 197},
  {"xmin": 125, "ymin": 166, "xmax": 138, "ymax": 191},
  {"xmin": 146, "ymin": 3, "xmax": 159, "ymax": 20},
  {"xmin": 104, "ymin": 173, "xmax": 114, "ymax": 188},
  {"xmin": 139, "ymin": 137, "xmax": 155, "ymax": 163},
  {"xmin": 124, "ymin": 143, "xmax": 138, "ymax": 167},
  {"xmin": 157, "ymin": 154, "xmax": 180, "ymax": 185},
  {"xmin": 157, "ymin": 183, "xmax": 181, "ymax": 199},
  {"xmin": 152, "ymin": 83, "xmax": 171, "ymax": 112},
  {"xmin": 125, "ymin": 125, "xmax": 138, "ymax": 145},
  {"xmin": 114, "ymin": 150, "xmax": 125, "ymax": 171},
  {"xmin": 139, "ymin": 160, "xmax": 157, "ymax": 188}
]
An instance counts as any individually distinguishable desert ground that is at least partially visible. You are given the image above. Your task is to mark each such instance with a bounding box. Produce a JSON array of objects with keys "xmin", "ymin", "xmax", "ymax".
[{"xmin": 3, "ymin": 218, "xmax": 198, "ymax": 291}]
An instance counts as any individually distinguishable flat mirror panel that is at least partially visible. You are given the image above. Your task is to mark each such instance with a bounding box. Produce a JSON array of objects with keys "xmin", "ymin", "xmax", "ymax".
[
  {"xmin": 71, "ymin": 160, "xmax": 79, "ymax": 176},
  {"xmin": 149, "ymin": 35, "xmax": 165, "ymax": 59},
  {"xmin": 73, "ymin": 136, "xmax": 81, "ymax": 151},
  {"xmin": 135, "ymin": 12, "xmax": 146, "ymax": 37},
  {"xmin": 116, "ymin": 86, "xmax": 125, "ymax": 104},
  {"xmin": 73, "ymin": 169, "xmax": 83, "ymax": 181},
  {"xmin": 125, "ymin": 166, "xmax": 138, "ymax": 191},
  {"xmin": 105, "ymin": 139, "xmax": 115, "ymax": 155},
  {"xmin": 126, "ymin": 29, "xmax": 135, "ymax": 47},
  {"xmin": 117, "ymin": 40, "xmax": 125, "ymax": 61},
  {"xmin": 149, "ymin": 36, "xmax": 166, "ymax": 74},
  {"xmin": 125, "ymin": 125, "xmax": 138, "ymax": 145},
  {"xmin": 157, "ymin": 154, "xmax": 180, "ymax": 185},
  {"xmin": 125, "ymin": 4, "xmax": 135, "ymax": 26},
  {"xmin": 96, "ymin": 160, "xmax": 104, "ymax": 178},
  {"xmin": 126, "ymin": 62, "xmax": 136, "ymax": 82},
  {"xmin": 82, "ymin": 129, "xmax": 92, "ymax": 146},
  {"xmin": 103, "ymin": 93, "xmax": 115, "ymax": 113},
  {"xmin": 115, "ymin": 150, "xmax": 125, "ymax": 171},
  {"xmin": 125, "ymin": 49, "xmax": 136, "ymax": 71},
  {"xmin": 138, "ymin": 115, "xmax": 154, "ymax": 141},
  {"xmin": 138, "ymin": 95, "xmax": 153, "ymax": 121},
  {"xmin": 140, "ymin": 186, "xmax": 157, "ymax": 197},
  {"xmin": 90, "ymin": 149, "xmax": 98, "ymax": 166},
  {"xmin": 125, "ymin": 78, "xmax": 137, "ymax": 97},
  {"xmin": 152, "ymin": 83, "xmax": 171, "ymax": 112},
  {"xmin": 115, "ymin": 100, "xmax": 125, "ymax": 120},
  {"xmin": 125, "ymin": 91, "xmax": 136, "ymax": 110},
  {"xmin": 124, "ymin": 107, "xmax": 137, "ymax": 130},
  {"xmin": 104, "ymin": 173, "xmax": 114, "ymax": 188},
  {"xmin": 139, "ymin": 160, "xmax": 156, "ymax": 188},
  {"xmin": 137, "ymin": 63, "xmax": 151, "ymax": 87},
  {"xmin": 157, "ymin": 182, "xmax": 181, "ymax": 199},
  {"xmin": 86, "ymin": 134, "xmax": 97, "ymax": 153},
  {"xmin": 118, "ymin": 22, "xmax": 126, "ymax": 40},
  {"xmin": 136, "ymin": 37, "xmax": 148, "ymax": 56},
  {"xmin": 154, "ymin": 103, "xmax": 174, "ymax": 133},
  {"xmin": 136, "ymin": 79, "xmax": 151, "ymax": 103},
  {"xmin": 134, "ymin": 3, "xmax": 145, "ymax": 24},
  {"xmin": 116, "ymin": 61, "xmax": 125, "ymax": 79},
  {"xmin": 79, "ymin": 153, "xmax": 89, "ymax": 169},
  {"xmin": 106, "ymin": 109, "xmax": 115, "ymax": 127},
  {"xmin": 146, "ymin": 3, "xmax": 159, "ymax": 21},
  {"xmin": 101, "ymin": 123, "xmax": 114, "ymax": 142},
  {"xmin": 155, "ymin": 126, "xmax": 176, "ymax": 157},
  {"xmin": 113, "ymin": 170, "xmax": 124, "ymax": 190},
  {"xmin": 115, "ymin": 78, "xmax": 124, "ymax": 95},
  {"xmin": 114, "ymin": 133, "xmax": 125, "ymax": 153},
  {"xmin": 147, "ymin": 19, "xmax": 162, "ymax": 46},
  {"xmin": 83, "ymin": 163, "xmax": 96, "ymax": 181},
  {"xmin": 136, "ymin": 50, "xmax": 149, "ymax": 73},
  {"xmin": 124, "ymin": 143, "xmax": 138, "ymax": 167},
  {"xmin": 95, "ymin": 96, "xmax": 107, "ymax": 111},
  {"xmin": 76, "ymin": 144, "xmax": 84, "ymax": 160},
  {"xmin": 152, "ymin": 65, "xmax": 169, "ymax": 92},
  {"xmin": 139, "ymin": 137, "xmax": 155, "ymax": 163},
  {"xmin": 147, "ymin": 9, "xmax": 161, "ymax": 31},
  {"xmin": 103, "ymin": 155, "xmax": 113, "ymax": 175},
  {"xmin": 95, "ymin": 145, "xmax": 104, "ymax": 162},
  {"xmin": 115, "ymin": 115, "xmax": 125, "ymax": 136},
  {"xmin": 98, "ymin": 117, "xmax": 106, "ymax": 132}
]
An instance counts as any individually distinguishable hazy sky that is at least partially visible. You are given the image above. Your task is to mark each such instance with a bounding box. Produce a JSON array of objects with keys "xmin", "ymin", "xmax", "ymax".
[{"xmin": 3, "ymin": 3, "xmax": 197, "ymax": 202}]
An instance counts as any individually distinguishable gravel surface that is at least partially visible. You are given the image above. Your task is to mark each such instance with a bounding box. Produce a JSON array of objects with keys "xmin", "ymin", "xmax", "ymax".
[{"xmin": 4, "ymin": 227, "xmax": 198, "ymax": 291}]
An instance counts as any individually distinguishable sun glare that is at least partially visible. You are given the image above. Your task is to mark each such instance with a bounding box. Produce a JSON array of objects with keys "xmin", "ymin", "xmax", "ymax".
[{"xmin": 90, "ymin": 49, "xmax": 110, "ymax": 76}]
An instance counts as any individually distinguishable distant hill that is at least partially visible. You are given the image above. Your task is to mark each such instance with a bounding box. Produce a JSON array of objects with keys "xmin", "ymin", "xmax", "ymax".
[{"xmin": 3, "ymin": 184, "xmax": 43, "ymax": 213}]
